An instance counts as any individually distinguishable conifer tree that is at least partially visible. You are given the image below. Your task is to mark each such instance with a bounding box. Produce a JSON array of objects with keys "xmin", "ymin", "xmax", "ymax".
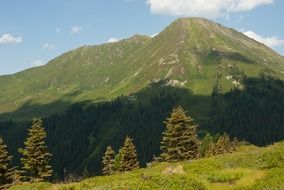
[
  {"xmin": 214, "ymin": 135, "xmax": 225, "ymax": 155},
  {"xmin": 113, "ymin": 151, "xmax": 122, "ymax": 172},
  {"xmin": 200, "ymin": 133, "xmax": 214, "ymax": 158},
  {"xmin": 223, "ymin": 133, "xmax": 232, "ymax": 153},
  {"xmin": 0, "ymin": 137, "xmax": 15, "ymax": 189},
  {"xmin": 214, "ymin": 133, "xmax": 232, "ymax": 155},
  {"xmin": 181, "ymin": 123, "xmax": 200, "ymax": 160},
  {"xmin": 160, "ymin": 106, "xmax": 199, "ymax": 161},
  {"xmin": 119, "ymin": 136, "xmax": 139, "ymax": 172},
  {"xmin": 18, "ymin": 118, "xmax": 52, "ymax": 182},
  {"xmin": 102, "ymin": 146, "xmax": 115, "ymax": 175},
  {"xmin": 206, "ymin": 140, "xmax": 216, "ymax": 157}
]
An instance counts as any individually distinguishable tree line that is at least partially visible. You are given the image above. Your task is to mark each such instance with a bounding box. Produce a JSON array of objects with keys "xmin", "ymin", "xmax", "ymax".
[
  {"xmin": 1, "ymin": 104, "xmax": 240, "ymax": 188},
  {"xmin": 1, "ymin": 76, "xmax": 284, "ymax": 180},
  {"xmin": 212, "ymin": 75, "xmax": 284, "ymax": 145},
  {"xmin": 102, "ymin": 106, "xmax": 238, "ymax": 176}
]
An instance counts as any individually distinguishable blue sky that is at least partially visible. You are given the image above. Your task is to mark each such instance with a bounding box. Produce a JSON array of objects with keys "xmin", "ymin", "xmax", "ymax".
[{"xmin": 0, "ymin": 0, "xmax": 283, "ymax": 75}]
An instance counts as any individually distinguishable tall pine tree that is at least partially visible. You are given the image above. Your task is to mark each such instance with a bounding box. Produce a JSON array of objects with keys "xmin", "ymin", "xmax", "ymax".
[
  {"xmin": 160, "ymin": 106, "xmax": 199, "ymax": 161},
  {"xmin": 102, "ymin": 146, "xmax": 115, "ymax": 175},
  {"xmin": 118, "ymin": 136, "xmax": 139, "ymax": 172},
  {"xmin": 18, "ymin": 118, "xmax": 53, "ymax": 182},
  {"xmin": 0, "ymin": 137, "xmax": 15, "ymax": 189}
]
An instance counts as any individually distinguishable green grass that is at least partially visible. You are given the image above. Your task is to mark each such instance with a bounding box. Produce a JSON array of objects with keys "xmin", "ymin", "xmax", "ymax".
[{"xmin": 10, "ymin": 141, "xmax": 284, "ymax": 190}]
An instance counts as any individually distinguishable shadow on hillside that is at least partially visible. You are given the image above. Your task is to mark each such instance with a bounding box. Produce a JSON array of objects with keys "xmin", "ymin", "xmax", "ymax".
[
  {"xmin": 0, "ymin": 91, "xmax": 93, "ymax": 121},
  {"xmin": 2, "ymin": 78, "xmax": 284, "ymax": 179},
  {"xmin": 0, "ymin": 81, "xmax": 212, "ymax": 126},
  {"xmin": 0, "ymin": 80, "xmax": 214, "ymax": 178}
]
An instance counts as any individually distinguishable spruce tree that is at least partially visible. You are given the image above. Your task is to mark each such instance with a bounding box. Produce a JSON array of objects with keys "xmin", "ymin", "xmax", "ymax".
[
  {"xmin": 223, "ymin": 133, "xmax": 232, "ymax": 153},
  {"xmin": 102, "ymin": 146, "xmax": 115, "ymax": 175},
  {"xmin": 0, "ymin": 137, "xmax": 15, "ymax": 189},
  {"xmin": 119, "ymin": 136, "xmax": 139, "ymax": 172},
  {"xmin": 181, "ymin": 122, "xmax": 200, "ymax": 160},
  {"xmin": 113, "ymin": 152, "xmax": 122, "ymax": 172},
  {"xmin": 18, "ymin": 118, "xmax": 52, "ymax": 182},
  {"xmin": 214, "ymin": 133, "xmax": 232, "ymax": 155},
  {"xmin": 206, "ymin": 140, "xmax": 216, "ymax": 157},
  {"xmin": 200, "ymin": 133, "xmax": 214, "ymax": 158},
  {"xmin": 214, "ymin": 135, "xmax": 225, "ymax": 155},
  {"xmin": 160, "ymin": 106, "xmax": 199, "ymax": 161}
]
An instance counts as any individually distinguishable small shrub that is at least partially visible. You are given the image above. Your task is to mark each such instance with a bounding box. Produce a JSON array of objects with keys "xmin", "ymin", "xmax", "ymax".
[
  {"xmin": 259, "ymin": 151, "xmax": 284, "ymax": 169},
  {"xmin": 207, "ymin": 172, "xmax": 243, "ymax": 183}
]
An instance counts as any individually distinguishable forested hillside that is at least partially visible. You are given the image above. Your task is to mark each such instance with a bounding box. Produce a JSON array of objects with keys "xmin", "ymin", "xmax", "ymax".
[
  {"xmin": 1, "ymin": 76, "xmax": 284, "ymax": 179},
  {"xmin": 1, "ymin": 0, "xmax": 284, "ymax": 186}
]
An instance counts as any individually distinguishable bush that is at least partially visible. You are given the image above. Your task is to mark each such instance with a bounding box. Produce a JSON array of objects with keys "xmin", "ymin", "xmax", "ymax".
[
  {"xmin": 207, "ymin": 172, "xmax": 243, "ymax": 183},
  {"xmin": 259, "ymin": 151, "xmax": 284, "ymax": 169}
]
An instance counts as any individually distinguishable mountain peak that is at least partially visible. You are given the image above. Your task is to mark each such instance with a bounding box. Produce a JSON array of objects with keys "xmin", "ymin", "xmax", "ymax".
[
  {"xmin": 1, "ymin": 18, "xmax": 284, "ymax": 118},
  {"xmin": 174, "ymin": 17, "xmax": 211, "ymax": 23},
  {"xmin": 160, "ymin": 17, "xmax": 220, "ymax": 40},
  {"xmin": 170, "ymin": 17, "xmax": 216, "ymax": 27}
]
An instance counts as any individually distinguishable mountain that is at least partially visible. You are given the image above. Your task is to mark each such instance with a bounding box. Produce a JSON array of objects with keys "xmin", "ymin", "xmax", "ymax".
[
  {"xmin": 2, "ymin": 18, "xmax": 284, "ymax": 180},
  {"xmin": 10, "ymin": 141, "xmax": 284, "ymax": 190},
  {"xmin": 1, "ymin": 17, "xmax": 284, "ymax": 119}
]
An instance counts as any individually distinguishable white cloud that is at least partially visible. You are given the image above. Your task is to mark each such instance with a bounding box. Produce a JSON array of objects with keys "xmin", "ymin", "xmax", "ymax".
[
  {"xmin": 108, "ymin": 38, "xmax": 119, "ymax": 43},
  {"xmin": 243, "ymin": 31, "xmax": 284, "ymax": 48},
  {"xmin": 146, "ymin": 0, "xmax": 274, "ymax": 18},
  {"xmin": 43, "ymin": 43, "xmax": 55, "ymax": 50},
  {"xmin": 0, "ymin": 33, "xmax": 22, "ymax": 44},
  {"xmin": 30, "ymin": 60, "xmax": 45, "ymax": 67},
  {"xmin": 71, "ymin": 26, "xmax": 82, "ymax": 34}
]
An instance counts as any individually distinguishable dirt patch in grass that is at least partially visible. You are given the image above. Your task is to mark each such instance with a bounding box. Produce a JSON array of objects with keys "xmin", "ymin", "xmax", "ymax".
[{"xmin": 162, "ymin": 164, "xmax": 185, "ymax": 175}]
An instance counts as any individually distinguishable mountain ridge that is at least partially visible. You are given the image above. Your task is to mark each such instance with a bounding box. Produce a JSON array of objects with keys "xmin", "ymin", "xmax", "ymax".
[
  {"xmin": 1, "ymin": 17, "xmax": 284, "ymax": 119},
  {"xmin": 2, "ymin": 18, "xmax": 284, "ymax": 183}
]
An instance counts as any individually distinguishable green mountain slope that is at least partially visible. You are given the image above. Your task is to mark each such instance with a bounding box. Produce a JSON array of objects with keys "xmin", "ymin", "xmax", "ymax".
[
  {"xmin": 9, "ymin": 141, "xmax": 284, "ymax": 190},
  {"xmin": 1, "ymin": 18, "xmax": 284, "ymax": 118}
]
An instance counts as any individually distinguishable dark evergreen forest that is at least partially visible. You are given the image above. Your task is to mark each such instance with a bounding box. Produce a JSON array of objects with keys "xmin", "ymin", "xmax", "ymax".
[{"xmin": 1, "ymin": 76, "xmax": 284, "ymax": 180}]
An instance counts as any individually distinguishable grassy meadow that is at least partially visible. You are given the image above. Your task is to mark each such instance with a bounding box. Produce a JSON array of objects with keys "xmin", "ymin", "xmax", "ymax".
[{"xmin": 10, "ymin": 141, "xmax": 284, "ymax": 190}]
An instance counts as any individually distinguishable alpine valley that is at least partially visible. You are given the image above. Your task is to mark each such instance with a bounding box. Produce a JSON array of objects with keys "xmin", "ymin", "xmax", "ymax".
[{"xmin": 1, "ymin": 18, "xmax": 284, "ymax": 185}]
